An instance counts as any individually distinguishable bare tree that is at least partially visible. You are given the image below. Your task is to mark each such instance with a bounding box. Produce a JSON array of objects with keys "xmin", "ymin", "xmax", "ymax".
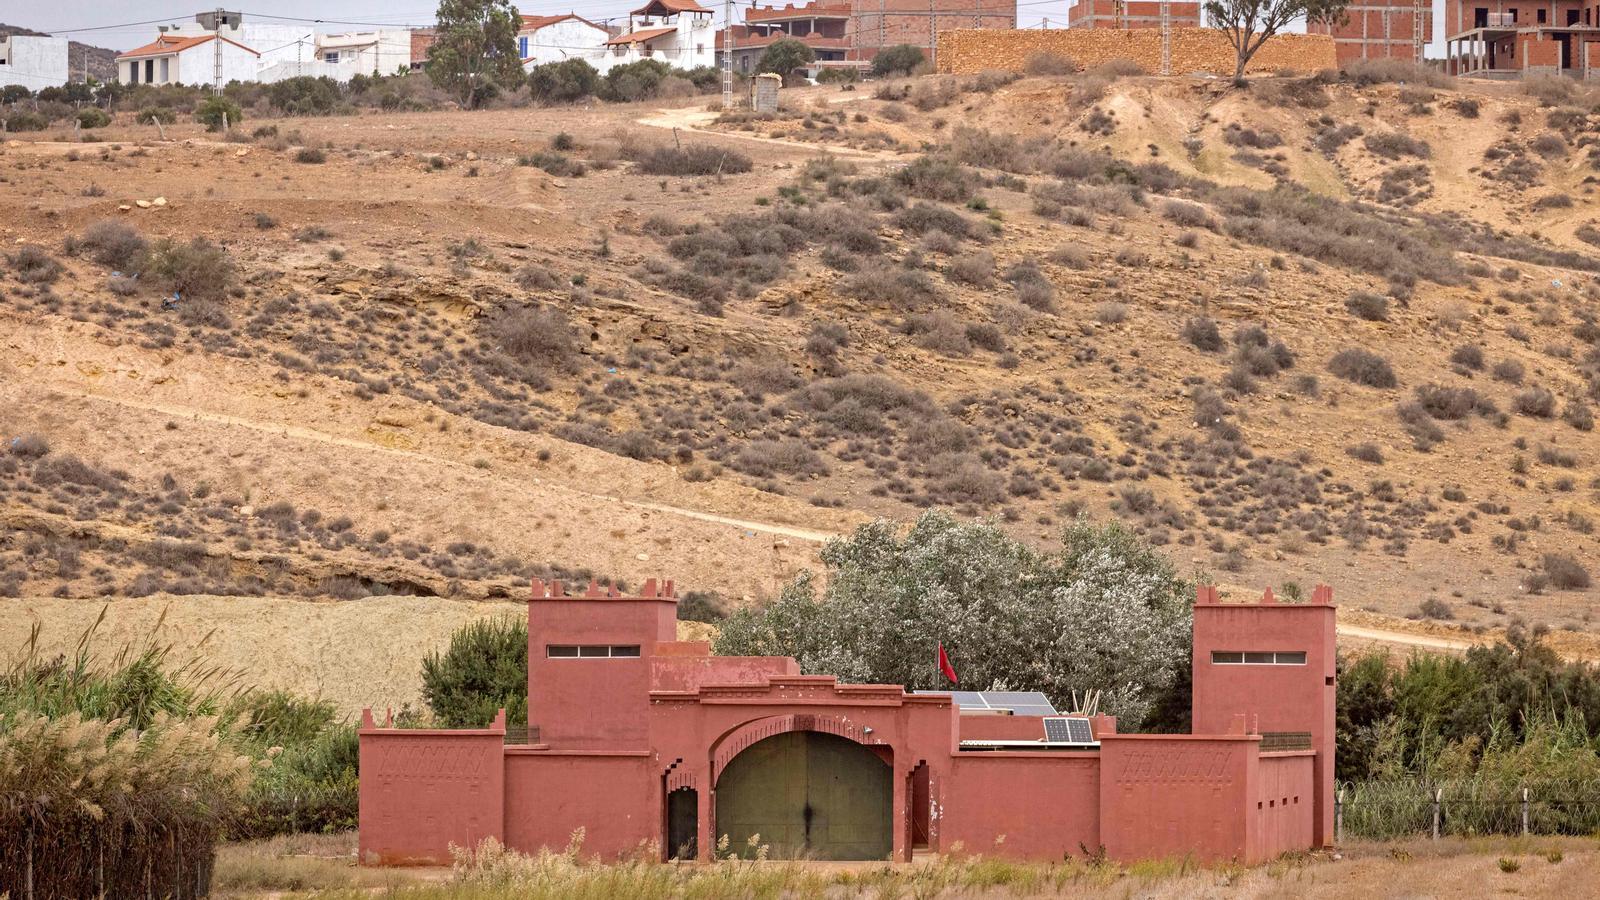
[{"xmin": 1204, "ymin": 0, "xmax": 1350, "ymax": 82}]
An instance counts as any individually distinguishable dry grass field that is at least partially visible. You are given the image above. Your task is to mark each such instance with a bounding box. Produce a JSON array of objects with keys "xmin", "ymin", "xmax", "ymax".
[
  {"xmin": 5, "ymin": 69, "xmax": 1600, "ymax": 708},
  {"xmin": 209, "ymin": 831, "xmax": 1600, "ymax": 898}
]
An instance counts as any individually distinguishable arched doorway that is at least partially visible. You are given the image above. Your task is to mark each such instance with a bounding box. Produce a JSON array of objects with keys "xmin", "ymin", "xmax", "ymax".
[
  {"xmin": 714, "ymin": 731, "xmax": 891, "ymax": 860},
  {"xmin": 666, "ymin": 787, "xmax": 698, "ymax": 861}
]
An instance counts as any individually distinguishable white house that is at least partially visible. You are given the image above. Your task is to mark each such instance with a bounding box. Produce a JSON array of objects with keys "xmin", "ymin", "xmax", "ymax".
[
  {"xmin": 151, "ymin": 18, "xmax": 311, "ymax": 71},
  {"xmin": 115, "ymin": 34, "xmax": 259, "ymax": 87},
  {"xmin": 256, "ymin": 29, "xmax": 413, "ymax": 82},
  {"xmin": 517, "ymin": 14, "xmax": 612, "ymax": 70},
  {"xmin": 605, "ymin": 0, "xmax": 716, "ymax": 71},
  {"xmin": 0, "ymin": 34, "xmax": 69, "ymax": 91}
]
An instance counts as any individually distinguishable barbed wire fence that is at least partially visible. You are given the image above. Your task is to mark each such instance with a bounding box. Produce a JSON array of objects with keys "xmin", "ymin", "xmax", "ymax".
[{"xmin": 1336, "ymin": 779, "xmax": 1600, "ymax": 841}]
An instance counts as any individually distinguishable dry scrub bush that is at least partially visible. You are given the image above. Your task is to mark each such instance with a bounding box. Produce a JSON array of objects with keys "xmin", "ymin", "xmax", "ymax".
[
  {"xmin": 1329, "ymin": 348, "xmax": 1397, "ymax": 387},
  {"xmin": 1343, "ymin": 58, "xmax": 1454, "ymax": 88},
  {"xmin": 631, "ymin": 144, "xmax": 753, "ymax": 176},
  {"xmin": 1024, "ymin": 51, "xmax": 1077, "ymax": 76},
  {"xmin": 77, "ymin": 220, "xmax": 148, "ymax": 271},
  {"xmin": 492, "ymin": 306, "xmax": 577, "ymax": 367}
]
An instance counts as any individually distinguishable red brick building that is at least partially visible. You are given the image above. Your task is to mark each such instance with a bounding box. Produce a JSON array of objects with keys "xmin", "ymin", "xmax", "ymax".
[
  {"xmin": 358, "ymin": 580, "xmax": 1337, "ymax": 864},
  {"xmin": 718, "ymin": 0, "xmax": 1015, "ymax": 70},
  {"xmin": 1306, "ymin": 2, "xmax": 1434, "ymax": 63},
  {"xmin": 1066, "ymin": 1, "xmax": 1202, "ymax": 31},
  {"xmin": 1443, "ymin": 1, "xmax": 1600, "ymax": 76},
  {"xmin": 719, "ymin": 3, "xmax": 852, "ymax": 73}
]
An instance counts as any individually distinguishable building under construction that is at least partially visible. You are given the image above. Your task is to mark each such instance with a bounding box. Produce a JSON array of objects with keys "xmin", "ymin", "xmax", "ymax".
[
  {"xmin": 1305, "ymin": 1, "xmax": 1434, "ymax": 63},
  {"xmin": 1065, "ymin": 0, "xmax": 1201, "ymax": 31}
]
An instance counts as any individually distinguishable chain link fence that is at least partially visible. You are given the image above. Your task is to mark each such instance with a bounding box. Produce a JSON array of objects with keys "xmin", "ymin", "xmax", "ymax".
[{"xmin": 1337, "ymin": 779, "xmax": 1600, "ymax": 841}]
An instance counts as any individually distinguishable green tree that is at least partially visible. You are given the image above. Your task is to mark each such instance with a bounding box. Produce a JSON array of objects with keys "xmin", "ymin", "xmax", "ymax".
[
  {"xmin": 714, "ymin": 511, "xmax": 1194, "ymax": 725},
  {"xmin": 758, "ymin": 37, "xmax": 816, "ymax": 81},
  {"xmin": 527, "ymin": 58, "xmax": 600, "ymax": 103},
  {"xmin": 1203, "ymin": 0, "xmax": 1349, "ymax": 82},
  {"xmin": 420, "ymin": 615, "xmax": 528, "ymax": 728},
  {"xmin": 427, "ymin": 0, "xmax": 525, "ymax": 109},
  {"xmin": 194, "ymin": 95, "xmax": 242, "ymax": 132},
  {"xmin": 871, "ymin": 44, "xmax": 925, "ymax": 77}
]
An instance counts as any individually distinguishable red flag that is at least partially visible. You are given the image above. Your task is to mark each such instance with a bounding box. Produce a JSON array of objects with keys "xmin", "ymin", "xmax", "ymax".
[{"xmin": 937, "ymin": 643, "xmax": 958, "ymax": 685}]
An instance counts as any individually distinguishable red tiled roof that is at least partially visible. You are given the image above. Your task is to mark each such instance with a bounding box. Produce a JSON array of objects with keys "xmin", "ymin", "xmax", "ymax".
[
  {"xmin": 631, "ymin": 0, "xmax": 711, "ymax": 16},
  {"xmin": 745, "ymin": 3, "xmax": 851, "ymax": 22},
  {"xmin": 606, "ymin": 26, "xmax": 679, "ymax": 46},
  {"xmin": 116, "ymin": 33, "xmax": 259, "ymax": 60},
  {"xmin": 520, "ymin": 13, "xmax": 606, "ymax": 32}
]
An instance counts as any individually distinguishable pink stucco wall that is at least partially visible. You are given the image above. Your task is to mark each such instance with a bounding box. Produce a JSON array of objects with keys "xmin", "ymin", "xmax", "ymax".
[
  {"xmin": 1251, "ymin": 752, "xmax": 1316, "ymax": 859},
  {"xmin": 941, "ymin": 754, "xmax": 1100, "ymax": 858},
  {"xmin": 503, "ymin": 750, "xmax": 656, "ymax": 860},
  {"xmin": 1099, "ymin": 734, "xmax": 1256, "ymax": 862},
  {"xmin": 357, "ymin": 710, "xmax": 506, "ymax": 864}
]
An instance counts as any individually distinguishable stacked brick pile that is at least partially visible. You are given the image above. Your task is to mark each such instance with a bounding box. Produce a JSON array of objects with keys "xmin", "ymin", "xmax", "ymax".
[{"xmin": 935, "ymin": 28, "xmax": 1336, "ymax": 76}]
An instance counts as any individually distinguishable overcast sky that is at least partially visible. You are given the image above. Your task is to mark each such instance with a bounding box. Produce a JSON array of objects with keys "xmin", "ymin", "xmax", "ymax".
[{"xmin": 12, "ymin": 1, "xmax": 1444, "ymax": 56}]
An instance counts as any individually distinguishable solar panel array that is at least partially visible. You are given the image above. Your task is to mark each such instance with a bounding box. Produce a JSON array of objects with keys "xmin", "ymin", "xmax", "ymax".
[
  {"xmin": 1041, "ymin": 716, "xmax": 1095, "ymax": 744},
  {"xmin": 915, "ymin": 690, "xmax": 1059, "ymax": 717}
]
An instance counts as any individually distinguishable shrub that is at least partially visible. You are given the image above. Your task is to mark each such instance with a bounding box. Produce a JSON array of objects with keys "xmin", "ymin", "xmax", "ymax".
[
  {"xmin": 143, "ymin": 237, "xmax": 234, "ymax": 302},
  {"xmin": 1163, "ymin": 199, "xmax": 1213, "ymax": 228},
  {"xmin": 946, "ymin": 250, "xmax": 994, "ymax": 286},
  {"xmin": 1364, "ymin": 132, "xmax": 1430, "ymax": 159},
  {"xmin": 1024, "ymin": 51, "xmax": 1076, "ymax": 76},
  {"xmin": 7, "ymin": 433, "xmax": 50, "ymax": 458},
  {"xmin": 1543, "ymin": 553, "xmax": 1591, "ymax": 590},
  {"xmin": 733, "ymin": 439, "xmax": 827, "ymax": 478},
  {"xmin": 1181, "ymin": 316, "xmax": 1224, "ymax": 352},
  {"xmin": 2, "ymin": 109, "xmax": 48, "ymax": 131},
  {"xmin": 492, "ymin": 306, "xmax": 576, "ymax": 364},
  {"xmin": 893, "ymin": 202, "xmax": 972, "ymax": 238},
  {"xmin": 631, "ymin": 144, "xmax": 753, "ymax": 176},
  {"xmin": 1513, "ymin": 386, "xmax": 1556, "ymax": 417},
  {"xmin": 872, "ymin": 44, "xmax": 925, "ymax": 77},
  {"xmin": 1414, "ymin": 383, "xmax": 1487, "ymax": 420},
  {"xmin": 1491, "ymin": 359, "xmax": 1524, "ymax": 384},
  {"xmin": 1418, "ymin": 597, "xmax": 1454, "ymax": 619},
  {"xmin": 1563, "ymin": 399, "xmax": 1594, "ymax": 431},
  {"xmin": 893, "ymin": 155, "xmax": 978, "ymax": 202},
  {"xmin": 78, "ymin": 220, "xmax": 148, "ymax": 271},
  {"xmin": 528, "ymin": 58, "xmax": 600, "ymax": 103},
  {"xmin": 841, "ymin": 263, "xmax": 937, "ymax": 307},
  {"xmin": 266, "ymin": 76, "xmax": 342, "ymax": 115},
  {"xmin": 6, "ymin": 245, "xmax": 62, "ymax": 284},
  {"xmin": 136, "ymin": 106, "xmax": 177, "ymax": 125},
  {"xmin": 294, "ymin": 147, "xmax": 327, "ymax": 164},
  {"xmin": 1329, "ymin": 348, "xmax": 1397, "ymax": 387},
  {"xmin": 1347, "ymin": 442, "xmax": 1384, "ymax": 463},
  {"xmin": 76, "ymin": 107, "xmax": 111, "ymax": 129},
  {"xmin": 1450, "ymin": 344, "xmax": 1485, "ymax": 370},
  {"xmin": 1345, "ymin": 291, "xmax": 1389, "ymax": 321},
  {"xmin": 598, "ymin": 59, "xmax": 676, "ymax": 102},
  {"xmin": 420, "ymin": 615, "xmax": 528, "ymax": 728},
  {"xmin": 1531, "ymin": 133, "xmax": 1568, "ymax": 159},
  {"xmin": 194, "ymin": 96, "xmax": 243, "ymax": 132}
]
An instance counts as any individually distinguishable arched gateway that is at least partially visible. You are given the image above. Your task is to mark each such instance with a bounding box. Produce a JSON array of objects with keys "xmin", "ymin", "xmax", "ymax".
[{"xmin": 716, "ymin": 730, "xmax": 892, "ymax": 860}]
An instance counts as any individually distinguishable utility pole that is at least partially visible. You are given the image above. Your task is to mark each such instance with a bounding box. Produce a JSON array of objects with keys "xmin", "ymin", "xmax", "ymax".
[
  {"xmin": 722, "ymin": 0, "xmax": 733, "ymax": 109},
  {"xmin": 929, "ymin": 0, "xmax": 935, "ymax": 70},
  {"xmin": 1160, "ymin": 0, "xmax": 1171, "ymax": 75},
  {"xmin": 212, "ymin": 7, "xmax": 225, "ymax": 94},
  {"xmin": 879, "ymin": 0, "xmax": 885, "ymax": 55}
]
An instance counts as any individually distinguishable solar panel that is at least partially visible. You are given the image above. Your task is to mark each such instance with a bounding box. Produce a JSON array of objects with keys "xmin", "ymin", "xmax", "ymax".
[
  {"xmin": 1042, "ymin": 716, "xmax": 1096, "ymax": 744},
  {"xmin": 914, "ymin": 690, "xmax": 1058, "ymax": 716}
]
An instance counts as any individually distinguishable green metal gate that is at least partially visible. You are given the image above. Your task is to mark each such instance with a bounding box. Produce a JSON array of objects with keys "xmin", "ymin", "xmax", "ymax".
[{"xmin": 714, "ymin": 731, "xmax": 892, "ymax": 860}]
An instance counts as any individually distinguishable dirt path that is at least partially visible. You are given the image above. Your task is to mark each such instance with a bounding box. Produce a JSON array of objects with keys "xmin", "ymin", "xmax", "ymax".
[
  {"xmin": 1337, "ymin": 622, "xmax": 1481, "ymax": 652},
  {"xmin": 73, "ymin": 390, "xmax": 840, "ymax": 545},
  {"xmin": 636, "ymin": 103, "xmax": 900, "ymax": 161}
]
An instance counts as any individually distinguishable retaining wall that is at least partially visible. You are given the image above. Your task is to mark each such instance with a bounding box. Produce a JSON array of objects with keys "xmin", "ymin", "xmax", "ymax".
[{"xmin": 935, "ymin": 27, "xmax": 1336, "ymax": 76}]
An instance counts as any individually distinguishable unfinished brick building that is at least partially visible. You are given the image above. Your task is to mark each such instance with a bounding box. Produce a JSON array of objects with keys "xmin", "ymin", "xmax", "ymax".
[
  {"xmin": 1306, "ymin": 1, "xmax": 1434, "ymax": 62},
  {"xmin": 847, "ymin": 0, "xmax": 1015, "ymax": 63},
  {"xmin": 358, "ymin": 580, "xmax": 1337, "ymax": 865},
  {"xmin": 1444, "ymin": 1, "xmax": 1600, "ymax": 76},
  {"xmin": 1066, "ymin": 0, "xmax": 1202, "ymax": 31}
]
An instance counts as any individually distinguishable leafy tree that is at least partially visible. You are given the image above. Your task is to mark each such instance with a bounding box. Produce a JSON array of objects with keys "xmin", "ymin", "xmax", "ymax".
[
  {"xmin": 427, "ymin": 0, "xmax": 525, "ymax": 108},
  {"xmin": 421, "ymin": 615, "xmax": 528, "ymax": 728},
  {"xmin": 1204, "ymin": 0, "xmax": 1349, "ymax": 82},
  {"xmin": 758, "ymin": 37, "xmax": 816, "ymax": 81},
  {"xmin": 528, "ymin": 58, "xmax": 600, "ymax": 103},
  {"xmin": 266, "ymin": 76, "xmax": 343, "ymax": 115},
  {"xmin": 714, "ymin": 511, "xmax": 1194, "ymax": 725},
  {"xmin": 871, "ymin": 44, "xmax": 925, "ymax": 77}
]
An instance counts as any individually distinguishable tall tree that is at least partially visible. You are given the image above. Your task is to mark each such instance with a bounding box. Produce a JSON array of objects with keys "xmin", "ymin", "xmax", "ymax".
[
  {"xmin": 757, "ymin": 37, "xmax": 816, "ymax": 83},
  {"xmin": 1204, "ymin": 0, "xmax": 1349, "ymax": 82},
  {"xmin": 428, "ymin": 0, "xmax": 525, "ymax": 109}
]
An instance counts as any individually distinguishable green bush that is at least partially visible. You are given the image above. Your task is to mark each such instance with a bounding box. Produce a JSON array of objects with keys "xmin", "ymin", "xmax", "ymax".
[
  {"xmin": 267, "ymin": 76, "xmax": 343, "ymax": 115},
  {"xmin": 528, "ymin": 58, "xmax": 600, "ymax": 103},
  {"xmin": 3, "ymin": 109, "xmax": 49, "ymax": 132},
  {"xmin": 137, "ymin": 105, "xmax": 177, "ymax": 124},
  {"xmin": 195, "ymin": 95, "xmax": 243, "ymax": 132},
  {"xmin": 872, "ymin": 44, "xmax": 925, "ymax": 77},
  {"xmin": 758, "ymin": 37, "xmax": 816, "ymax": 78},
  {"xmin": 817, "ymin": 67, "xmax": 858, "ymax": 84},
  {"xmin": 76, "ymin": 107, "xmax": 112, "ymax": 129},
  {"xmin": 421, "ymin": 615, "xmax": 528, "ymax": 729},
  {"xmin": 144, "ymin": 236, "xmax": 235, "ymax": 302},
  {"xmin": 599, "ymin": 58, "xmax": 675, "ymax": 102}
]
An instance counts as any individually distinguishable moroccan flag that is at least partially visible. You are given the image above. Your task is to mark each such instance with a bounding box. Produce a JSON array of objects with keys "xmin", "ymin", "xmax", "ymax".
[{"xmin": 937, "ymin": 643, "xmax": 958, "ymax": 685}]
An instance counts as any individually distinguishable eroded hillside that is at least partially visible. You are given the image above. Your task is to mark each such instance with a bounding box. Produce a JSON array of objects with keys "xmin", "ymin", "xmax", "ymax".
[{"xmin": 3, "ymin": 68, "xmax": 1599, "ymax": 653}]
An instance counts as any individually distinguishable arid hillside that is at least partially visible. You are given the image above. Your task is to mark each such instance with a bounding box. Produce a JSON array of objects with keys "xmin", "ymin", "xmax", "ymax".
[{"xmin": 4, "ymin": 67, "xmax": 1600, "ymax": 692}]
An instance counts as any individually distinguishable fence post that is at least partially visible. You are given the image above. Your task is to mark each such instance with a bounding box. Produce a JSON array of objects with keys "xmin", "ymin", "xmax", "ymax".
[
  {"xmin": 1440, "ymin": 781, "xmax": 1452, "ymax": 839},
  {"xmin": 1334, "ymin": 786, "xmax": 1344, "ymax": 845},
  {"xmin": 1521, "ymin": 787, "xmax": 1529, "ymax": 836}
]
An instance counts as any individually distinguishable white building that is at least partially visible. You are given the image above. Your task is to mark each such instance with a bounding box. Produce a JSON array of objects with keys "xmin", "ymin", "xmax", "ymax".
[
  {"xmin": 257, "ymin": 30, "xmax": 413, "ymax": 82},
  {"xmin": 0, "ymin": 34, "xmax": 69, "ymax": 91},
  {"xmin": 604, "ymin": 0, "xmax": 716, "ymax": 71},
  {"xmin": 116, "ymin": 34, "xmax": 259, "ymax": 87},
  {"xmin": 517, "ymin": 14, "xmax": 612, "ymax": 70}
]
